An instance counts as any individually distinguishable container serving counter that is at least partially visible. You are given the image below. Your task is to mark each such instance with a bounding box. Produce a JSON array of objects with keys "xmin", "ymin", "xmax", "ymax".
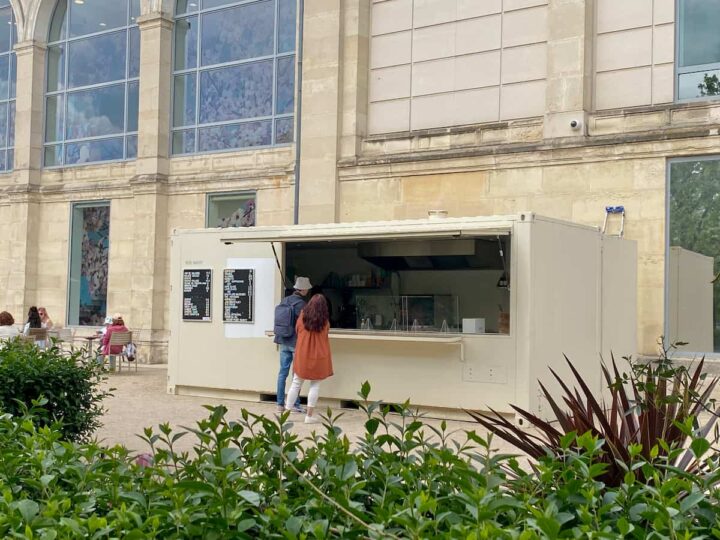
[{"xmin": 168, "ymin": 213, "xmax": 637, "ymax": 418}]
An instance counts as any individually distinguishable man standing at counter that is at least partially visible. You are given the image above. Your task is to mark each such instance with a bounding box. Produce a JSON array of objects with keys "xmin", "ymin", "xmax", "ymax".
[{"xmin": 274, "ymin": 276, "xmax": 312, "ymax": 413}]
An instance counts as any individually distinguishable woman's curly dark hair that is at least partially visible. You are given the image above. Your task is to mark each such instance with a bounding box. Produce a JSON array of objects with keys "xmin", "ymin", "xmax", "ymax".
[
  {"xmin": 302, "ymin": 294, "xmax": 329, "ymax": 332},
  {"xmin": 0, "ymin": 311, "xmax": 14, "ymax": 326}
]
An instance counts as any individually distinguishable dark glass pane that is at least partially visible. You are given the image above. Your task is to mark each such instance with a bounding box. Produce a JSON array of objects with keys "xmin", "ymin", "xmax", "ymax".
[
  {"xmin": 208, "ymin": 194, "xmax": 256, "ymax": 227},
  {"xmin": 199, "ymin": 61, "xmax": 273, "ymax": 123},
  {"xmin": 173, "ymin": 74, "xmax": 196, "ymax": 127},
  {"xmin": 47, "ymin": 45, "xmax": 64, "ymax": 92},
  {"xmin": 65, "ymin": 137, "xmax": 124, "ymax": 164},
  {"xmin": 68, "ymin": 31, "xmax": 127, "ymax": 88},
  {"xmin": 0, "ymin": 101, "xmax": 7, "ymax": 147},
  {"xmin": 44, "ymin": 145, "xmax": 63, "ymax": 166},
  {"xmin": 128, "ymin": 27, "xmax": 140, "ymax": 78},
  {"xmin": 130, "ymin": 0, "xmax": 141, "ymax": 24},
  {"xmin": 6, "ymin": 148, "xmax": 12, "ymax": 170},
  {"xmin": 66, "ymin": 84, "xmax": 125, "ymax": 139},
  {"xmin": 0, "ymin": 7, "xmax": 11, "ymax": 53},
  {"xmin": 7, "ymin": 100, "xmax": 13, "ymax": 147},
  {"xmin": 669, "ymin": 160, "xmax": 720, "ymax": 352},
  {"xmin": 0, "ymin": 54, "xmax": 8, "ymax": 100},
  {"xmin": 202, "ymin": 0, "xmax": 237, "ymax": 9},
  {"xmin": 126, "ymin": 134, "xmax": 137, "ymax": 158},
  {"xmin": 201, "ymin": 1, "xmax": 274, "ymax": 66},
  {"xmin": 278, "ymin": 0, "xmax": 297, "ymax": 54},
  {"xmin": 8, "ymin": 52, "xmax": 14, "ymax": 98},
  {"xmin": 198, "ymin": 120, "xmax": 271, "ymax": 152},
  {"xmin": 275, "ymin": 117, "xmax": 293, "ymax": 144},
  {"xmin": 172, "ymin": 129, "xmax": 195, "ymax": 154},
  {"xmin": 0, "ymin": 150, "xmax": 7, "ymax": 171},
  {"xmin": 174, "ymin": 16, "xmax": 197, "ymax": 70},
  {"xmin": 276, "ymin": 55, "xmax": 295, "ymax": 114},
  {"xmin": 679, "ymin": 0, "xmax": 720, "ymax": 67},
  {"xmin": 69, "ymin": 0, "xmax": 127, "ymax": 37},
  {"xmin": 679, "ymin": 69, "xmax": 720, "ymax": 100},
  {"xmin": 127, "ymin": 81, "xmax": 139, "ymax": 132},
  {"xmin": 176, "ymin": 0, "xmax": 199, "ymax": 15},
  {"xmin": 49, "ymin": 0, "xmax": 67, "ymax": 42},
  {"xmin": 45, "ymin": 95, "xmax": 64, "ymax": 143}
]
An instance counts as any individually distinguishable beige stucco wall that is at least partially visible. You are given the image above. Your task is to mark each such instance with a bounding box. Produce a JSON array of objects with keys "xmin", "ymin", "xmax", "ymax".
[
  {"xmin": 369, "ymin": 0, "xmax": 549, "ymax": 133},
  {"xmin": 0, "ymin": 0, "xmax": 716, "ymax": 364},
  {"xmin": 594, "ymin": 0, "xmax": 675, "ymax": 109}
]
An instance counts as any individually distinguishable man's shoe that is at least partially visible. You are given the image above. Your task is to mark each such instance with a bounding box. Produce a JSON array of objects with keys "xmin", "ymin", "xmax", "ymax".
[
  {"xmin": 304, "ymin": 415, "xmax": 321, "ymax": 424},
  {"xmin": 276, "ymin": 405, "xmax": 285, "ymax": 413}
]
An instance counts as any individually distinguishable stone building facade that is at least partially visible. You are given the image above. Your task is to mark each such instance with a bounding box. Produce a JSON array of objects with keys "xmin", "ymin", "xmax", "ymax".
[{"xmin": 0, "ymin": 0, "xmax": 718, "ymax": 361}]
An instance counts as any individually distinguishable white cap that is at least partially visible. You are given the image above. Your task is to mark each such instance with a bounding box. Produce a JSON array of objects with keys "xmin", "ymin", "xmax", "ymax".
[{"xmin": 293, "ymin": 276, "xmax": 312, "ymax": 290}]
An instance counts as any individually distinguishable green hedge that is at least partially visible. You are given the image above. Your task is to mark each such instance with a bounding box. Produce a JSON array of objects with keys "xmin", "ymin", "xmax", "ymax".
[
  {"xmin": 0, "ymin": 384, "xmax": 718, "ymax": 538},
  {"xmin": 0, "ymin": 339, "xmax": 108, "ymax": 442}
]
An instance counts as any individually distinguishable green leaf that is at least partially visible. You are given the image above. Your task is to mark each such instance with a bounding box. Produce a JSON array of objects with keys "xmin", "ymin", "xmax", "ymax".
[
  {"xmin": 17, "ymin": 499, "xmax": 39, "ymax": 523},
  {"xmin": 238, "ymin": 490, "xmax": 261, "ymax": 506},
  {"xmin": 680, "ymin": 491, "xmax": 705, "ymax": 513},
  {"xmin": 286, "ymin": 516, "xmax": 303, "ymax": 536},
  {"xmin": 237, "ymin": 519, "xmax": 255, "ymax": 532},
  {"xmin": 360, "ymin": 381, "xmax": 371, "ymax": 400},
  {"xmin": 220, "ymin": 447, "xmax": 242, "ymax": 466},
  {"xmin": 691, "ymin": 438, "xmax": 711, "ymax": 458}
]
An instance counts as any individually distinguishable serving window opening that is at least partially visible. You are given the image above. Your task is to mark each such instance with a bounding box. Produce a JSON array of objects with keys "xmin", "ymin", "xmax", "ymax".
[{"xmin": 284, "ymin": 236, "xmax": 511, "ymax": 335}]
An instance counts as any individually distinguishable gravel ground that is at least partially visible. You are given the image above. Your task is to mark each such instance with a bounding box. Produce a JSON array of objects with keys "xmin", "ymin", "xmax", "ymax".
[{"xmin": 94, "ymin": 365, "xmax": 516, "ymax": 456}]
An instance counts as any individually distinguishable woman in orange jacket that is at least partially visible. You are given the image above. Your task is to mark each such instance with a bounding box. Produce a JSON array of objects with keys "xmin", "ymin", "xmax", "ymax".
[{"xmin": 285, "ymin": 294, "xmax": 333, "ymax": 424}]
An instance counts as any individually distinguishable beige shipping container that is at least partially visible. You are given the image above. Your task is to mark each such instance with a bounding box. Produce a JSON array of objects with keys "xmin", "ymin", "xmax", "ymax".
[{"xmin": 168, "ymin": 214, "xmax": 637, "ymax": 419}]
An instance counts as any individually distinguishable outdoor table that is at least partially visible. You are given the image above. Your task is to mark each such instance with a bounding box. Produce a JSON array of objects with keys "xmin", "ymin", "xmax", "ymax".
[{"xmin": 82, "ymin": 335, "xmax": 100, "ymax": 360}]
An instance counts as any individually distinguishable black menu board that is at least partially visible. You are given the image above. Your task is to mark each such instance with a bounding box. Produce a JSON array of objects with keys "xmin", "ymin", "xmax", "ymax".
[
  {"xmin": 183, "ymin": 269, "xmax": 212, "ymax": 321},
  {"xmin": 223, "ymin": 269, "xmax": 254, "ymax": 323}
]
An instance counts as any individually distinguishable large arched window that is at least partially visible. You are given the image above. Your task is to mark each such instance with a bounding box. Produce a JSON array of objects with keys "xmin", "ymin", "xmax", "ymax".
[
  {"xmin": 44, "ymin": 0, "xmax": 140, "ymax": 167},
  {"xmin": 0, "ymin": 1, "xmax": 15, "ymax": 172},
  {"xmin": 172, "ymin": 0, "xmax": 297, "ymax": 155}
]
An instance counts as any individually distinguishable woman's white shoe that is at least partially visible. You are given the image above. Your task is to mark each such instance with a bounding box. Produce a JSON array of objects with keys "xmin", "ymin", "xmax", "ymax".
[{"xmin": 304, "ymin": 415, "xmax": 321, "ymax": 424}]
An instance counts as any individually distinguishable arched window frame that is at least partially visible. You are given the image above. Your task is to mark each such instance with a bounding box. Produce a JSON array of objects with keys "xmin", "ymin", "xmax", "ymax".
[
  {"xmin": 171, "ymin": 0, "xmax": 297, "ymax": 156},
  {"xmin": 0, "ymin": 0, "xmax": 16, "ymax": 172},
  {"xmin": 43, "ymin": 0, "xmax": 141, "ymax": 167}
]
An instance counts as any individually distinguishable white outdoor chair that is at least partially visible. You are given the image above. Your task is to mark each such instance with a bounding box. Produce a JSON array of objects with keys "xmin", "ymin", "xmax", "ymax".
[{"xmin": 106, "ymin": 331, "xmax": 134, "ymax": 372}]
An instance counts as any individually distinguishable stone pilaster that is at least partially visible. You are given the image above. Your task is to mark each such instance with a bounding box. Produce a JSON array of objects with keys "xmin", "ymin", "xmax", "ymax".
[
  {"xmin": 543, "ymin": 0, "xmax": 594, "ymax": 139},
  {"xmin": 298, "ymin": 1, "xmax": 342, "ymax": 224},
  {"xmin": 3, "ymin": 40, "xmax": 47, "ymax": 317},
  {"xmin": 127, "ymin": 175, "xmax": 169, "ymax": 363},
  {"xmin": 13, "ymin": 40, "xmax": 46, "ymax": 185},
  {"xmin": 136, "ymin": 12, "xmax": 173, "ymax": 178},
  {"xmin": 339, "ymin": 0, "xmax": 371, "ymax": 160},
  {"xmin": 131, "ymin": 12, "xmax": 173, "ymax": 363}
]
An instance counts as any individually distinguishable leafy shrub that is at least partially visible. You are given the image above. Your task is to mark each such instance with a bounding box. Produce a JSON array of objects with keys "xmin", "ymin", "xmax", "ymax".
[
  {"xmin": 0, "ymin": 383, "xmax": 720, "ymax": 538},
  {"xmin": 0, "ymin": 339, "xmax": 109, "ymax": 441},
  {"xmin": 468, "ymin": 342, "xmax": 720, "ymax": 486}
]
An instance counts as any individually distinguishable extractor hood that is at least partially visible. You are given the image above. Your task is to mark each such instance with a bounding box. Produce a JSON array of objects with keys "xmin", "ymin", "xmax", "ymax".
[{"xmin": 358, "ymin": 238, "xmax": 507, "ymax": 271}]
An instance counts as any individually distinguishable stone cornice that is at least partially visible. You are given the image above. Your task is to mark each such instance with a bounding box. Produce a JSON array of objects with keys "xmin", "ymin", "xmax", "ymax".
[
  {"xmin": 14, "ymin": 39, "xmax": 47, "ymax": 55},
  {"xmin": 136, "ymin": 12, "xmax": 174, "ymax": 31}
]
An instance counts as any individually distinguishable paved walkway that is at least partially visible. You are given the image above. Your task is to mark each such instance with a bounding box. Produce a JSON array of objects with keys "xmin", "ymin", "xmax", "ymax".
[{"xmin": 94, "ymin": 366, "xmax": 513, "ymax": 456}]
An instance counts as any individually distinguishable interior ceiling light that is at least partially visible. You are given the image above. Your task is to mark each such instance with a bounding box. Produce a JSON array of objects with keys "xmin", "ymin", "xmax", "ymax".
[
  {"xmin": 73, "ymin": 0, "xmax": 85, "ymax": 5},
  {"xmin": 99, "ymin": 22, "xmax": 106, "ymax": 27}
]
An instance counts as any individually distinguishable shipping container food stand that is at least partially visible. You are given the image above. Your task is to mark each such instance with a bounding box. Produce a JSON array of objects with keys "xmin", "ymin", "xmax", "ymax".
[{"xmin": 168, "ymin": 214, "xmax": 637, "ymax": 419}]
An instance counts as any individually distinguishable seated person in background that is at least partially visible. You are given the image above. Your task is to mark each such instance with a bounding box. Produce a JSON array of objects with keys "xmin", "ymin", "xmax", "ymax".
[
  {"xmin": 23, "ymin": 306, "xmax": 42, "ymax": 335},
  {"xmin": 38, "ymin": 307, "xmax": 53, "ymax": 330},
  {"xmin": 23, "ymin": 306, "xmax": 46, "ymax": 347},
  {"xmin": 102, "ymin": 314, "xmax": 128, "ymax": 355},
  {"xmin": 0, "ymin": 311, "xmax": 19, "ymax": 339}
]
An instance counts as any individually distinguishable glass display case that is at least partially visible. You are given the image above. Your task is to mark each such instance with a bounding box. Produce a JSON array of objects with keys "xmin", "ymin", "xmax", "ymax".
[{"xmin": 355, "ymin": 294, "xmax": 460, "ymax": 333}]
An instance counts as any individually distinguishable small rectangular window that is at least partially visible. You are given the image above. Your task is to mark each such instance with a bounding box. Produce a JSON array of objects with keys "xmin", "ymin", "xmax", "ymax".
[
  {"xmin": 206, "ymin": 192, "xmax": 256, "ymax": 228},
  {"xmin": 677, "ymin": 0, "xmax": 720, "ymax": 99},
  {"xmin": 68, "ymin": 202, "xmax": 110, "ymax": 326}
]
